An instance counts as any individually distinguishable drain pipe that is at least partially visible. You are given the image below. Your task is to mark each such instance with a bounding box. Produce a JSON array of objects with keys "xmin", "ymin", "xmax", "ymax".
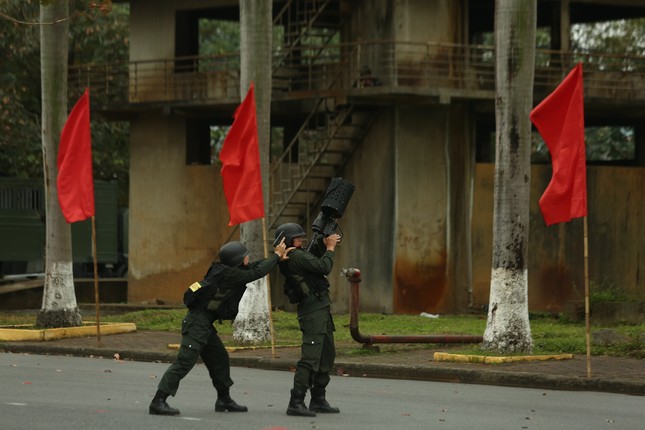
[{"xmin": 342, "ymin": 268, "xmax": 483, "ymax": 346}]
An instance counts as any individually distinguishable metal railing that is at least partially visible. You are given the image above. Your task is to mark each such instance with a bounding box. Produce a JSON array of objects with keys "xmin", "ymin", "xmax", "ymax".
[{"xmin": 69, "ymin": 40, "xmax": 645, "ymax": 109}]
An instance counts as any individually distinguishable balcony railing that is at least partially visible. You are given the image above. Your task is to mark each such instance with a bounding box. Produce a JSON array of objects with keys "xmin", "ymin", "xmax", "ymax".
[{"xmin": 68, "ymin": 40, "xmax": 645, "ymax": 109}]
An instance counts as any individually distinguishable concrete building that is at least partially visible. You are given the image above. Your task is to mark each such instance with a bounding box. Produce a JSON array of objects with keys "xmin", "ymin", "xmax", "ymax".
[{"xmin": 72, "ymin": 0, "xmax": 645, "ymax": 315}]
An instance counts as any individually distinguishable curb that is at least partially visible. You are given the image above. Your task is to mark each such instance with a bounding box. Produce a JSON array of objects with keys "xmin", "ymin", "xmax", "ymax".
[
  {"xmin": 1, "ymin": 342, "xmax": 643, "ymax": 396},
  {"xmin": 166, "ymin": 343, "xmax": 301, "ymax": 352},
  {"xmin": 433, "ymin": 352, "xmax": 574, "ymax": 364},
  {"xmin": 0, "ymin": 323, "xmax": 137, "ymax": 342}
]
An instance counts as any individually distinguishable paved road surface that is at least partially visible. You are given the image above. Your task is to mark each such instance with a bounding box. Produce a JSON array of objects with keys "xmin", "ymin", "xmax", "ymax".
[{"xmin": 1, "ymin": 353, "xmax": 642, "ymax": 430}]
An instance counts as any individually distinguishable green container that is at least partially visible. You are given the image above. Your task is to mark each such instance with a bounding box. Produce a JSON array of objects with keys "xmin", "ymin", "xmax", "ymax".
[
  {"xmin": 0, "ymin": 178, "xmax": 121, "ymax": 270},
  {"xmin": 71, "ymin": 181, "xmax": 119, "ymax": 264}
]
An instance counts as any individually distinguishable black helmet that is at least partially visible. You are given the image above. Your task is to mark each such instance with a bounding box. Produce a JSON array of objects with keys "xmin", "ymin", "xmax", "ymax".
[
  {"xmin": 275, "ymin": 223, "xmax": 306, "ymax": 247},
  {"xmin": 219, "ymin": 241, "xmax": 249, "ymax": 267}
]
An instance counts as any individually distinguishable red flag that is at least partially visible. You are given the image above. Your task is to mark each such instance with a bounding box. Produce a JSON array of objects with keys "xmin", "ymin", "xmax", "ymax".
[
  {"xmin": 57, "ymin": 88, "xmax": 95, "ymax": 223},
  {"xmin": 530, "ymin": 63, "xmax": 587, "ymax": 226},
  {"xmin": 219, "ymin": 83, "xmax": 265, "ymax": 226}
]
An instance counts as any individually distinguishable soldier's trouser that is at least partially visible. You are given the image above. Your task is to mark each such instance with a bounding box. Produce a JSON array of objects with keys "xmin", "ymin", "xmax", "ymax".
[
  {"xmin": 158, "ymin": 321, "xmax": 233, "ymax": 396},
  {"xmin": 292, "ymin": 307, "xmax": 336, "ymax": 394}
]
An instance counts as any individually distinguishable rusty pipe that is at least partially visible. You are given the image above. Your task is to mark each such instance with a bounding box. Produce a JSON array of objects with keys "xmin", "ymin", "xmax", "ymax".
[{"xmin": 342, "ymin": 268, "xmax": 483, "ymax": 345}]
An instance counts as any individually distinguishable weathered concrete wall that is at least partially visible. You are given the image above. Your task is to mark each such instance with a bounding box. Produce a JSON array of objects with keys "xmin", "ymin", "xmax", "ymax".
[
  {"xmin": 128, "ymin": 114, "xmax": 230, "ymax": 304},
  {"xmin": 392, "ymin": 106, "xmax": 450, "ymax": 314},
  {"xmin": 346, "ymin": 0, "xmax": 463, "ymax": 55},
  {"xmin": 271, "ymin": 108, "xmax": 398, "ymax": 314},
  {"xmin": 348, "ymin": 0, "xmax": 395, "ymax": 40},
  {"xmin": 123, "ymin": 0, "xmax": 644, "ymax": 316},
  {"xmin": 392, "ymin": 0, "xmax": 460, "ymax": 42},
  {"xmin": 446, "ymin": 102, "xmax": 476, "ymax": 310},
  {"xmin": 271, "ymin": 103, "xmax": 475, "ymax": 316},
  {"xmin": 472, "ymin": 164, "xmax": 645, "ymax": 312},
  {"xmin": 127, "ymin": 0, "xmax": 236, "ymax": 305},
  {"xmin": 130, "ymin": 0, "xmax": 236, "ymax": 60},
  {"xmin": 347, "ymin": 0, "xmax": 459, "ymax": 85},
  {"xmin": 130, "ymin": 1, "xmax": 174, "ymax": 61},
  {"xmin": 329, "ymin": 108, "xmax": 396, "ymax": 314}
]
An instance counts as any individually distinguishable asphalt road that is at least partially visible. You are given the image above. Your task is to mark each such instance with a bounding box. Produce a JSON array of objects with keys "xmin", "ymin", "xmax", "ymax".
[{"xmin": 1, "ymin": 353, "xmax": 642, "ymax": 430}]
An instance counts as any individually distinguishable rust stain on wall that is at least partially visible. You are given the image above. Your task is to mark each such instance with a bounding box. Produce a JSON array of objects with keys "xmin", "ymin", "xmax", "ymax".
[
  {"xmin": 393, "ymin": 251, "xmax": 447, "ymax": 314},
  {"xmin": 128, "ymin": 258, "xmax": 209, "ymax": 305},
  {"xmin": 533, "ymin": 263, "xmax": 576, "ymax": 312}
]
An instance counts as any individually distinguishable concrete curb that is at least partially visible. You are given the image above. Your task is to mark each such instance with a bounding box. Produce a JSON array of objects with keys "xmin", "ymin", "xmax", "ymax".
[
  {"xmin": 0, "ymin": 323, "xmax": 137, "ymax": 342},
  {"xmin": 1, "ymin": 342, "xmax": 643, "ymax": 396},
  {"xmin": 434, "ymin": 352, "xmax": 574, "ymax": 364}
]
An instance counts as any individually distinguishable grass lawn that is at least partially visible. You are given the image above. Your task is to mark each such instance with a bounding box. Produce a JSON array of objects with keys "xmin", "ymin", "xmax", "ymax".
[{"xmin": 2, "ymin": 309, "xmax": 642, "ymax": 358}]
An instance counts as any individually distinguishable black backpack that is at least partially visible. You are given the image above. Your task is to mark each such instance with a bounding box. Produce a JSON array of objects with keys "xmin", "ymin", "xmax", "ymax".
[
  {"xmin": 183, "ymin": 280, "xmax": 217, "ymax": 310},
  {"xmin": 182, "ymin": 263, "xmax": 246, "ymax": 322},
  {"xmin": 208, "ymin": 286, "xmax": 247, "ymax": 323}
]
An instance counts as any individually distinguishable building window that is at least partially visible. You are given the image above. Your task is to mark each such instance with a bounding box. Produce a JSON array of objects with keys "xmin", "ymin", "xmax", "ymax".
[{"xmin": 476, "ymin": 124, "xmax": 637, "ymax": 165}]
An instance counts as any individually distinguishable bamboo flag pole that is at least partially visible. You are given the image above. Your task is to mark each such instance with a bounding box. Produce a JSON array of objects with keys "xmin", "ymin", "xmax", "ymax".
[
  {"xmin": 261, "ymin": 217, "xmax": 277, "ymax": 358},
  {"xmin": 583, "ymin": 216, "xmax": 591, "ymax": 377},
  {"xmin": 91, "ymin": 216, "xmax": 101, "ymax": 343}
]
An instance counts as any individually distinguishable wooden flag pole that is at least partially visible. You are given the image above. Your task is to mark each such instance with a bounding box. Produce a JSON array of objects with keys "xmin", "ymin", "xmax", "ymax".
[
  {"xmin": 583, "ymin": 216, "xmax": 591, "ymax": 377},
  {"xmin": 91, "ymin": 216, "xmax": 101, "ymax": 343},
  {"xmin": 261, "ymin": 217, "xmax": 276, "ymax": 358}
]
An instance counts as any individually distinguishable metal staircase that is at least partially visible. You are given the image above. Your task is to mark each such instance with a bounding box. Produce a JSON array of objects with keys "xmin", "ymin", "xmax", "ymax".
[
  {"xmin": 267, "ymin": 101, "xmax": 378, "ymax": 230},
  {"xmin": 272, "ymin": 0, "xmax": 356, "ymax": 90},
  {"xmin": 273, "ymin": 0, "xmax": 343, "ymax": 66},
  {"xmin": 267, "ymin": 0, "xmax": 371, "ymax": 231}
]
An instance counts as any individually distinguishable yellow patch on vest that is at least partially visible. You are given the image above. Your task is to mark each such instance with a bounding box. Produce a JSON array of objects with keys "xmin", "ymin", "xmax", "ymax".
[{"xmin": 188, "ymin": 282, "xmax": 202, "ymax": 292}]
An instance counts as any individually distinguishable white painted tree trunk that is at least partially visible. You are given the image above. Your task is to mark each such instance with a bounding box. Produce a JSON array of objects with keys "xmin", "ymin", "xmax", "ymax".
[
  {"xmin": 232, "ymin": 277, "xmax": 271, "ymax": 344},
  {"xmin": 37, "ymin": 0, "xmax": 83, "ymax": 328},
  {"xmin": 484, "ymin": 268, "xmax": 532, "ymax": 352},
  {"xmin": 482, "ymin": 0, "xmax": 536, "ymax": 353},
  {"xmin": 235, "ymin": 0, "xmax": 273, "ymax": 343}
]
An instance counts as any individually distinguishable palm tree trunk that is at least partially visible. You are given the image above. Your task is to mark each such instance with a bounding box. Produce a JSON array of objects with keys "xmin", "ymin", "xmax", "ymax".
[
  {"xmin": 37, "ymin": 0, "xmax": 83, "ymax": 328},
  {"xmin": 234, "ymin": 0, "xmax": 273, "ymax": 343},
  {"xmin": 482, "ymin": 0, "xmax": 536, "ymax": 353}
]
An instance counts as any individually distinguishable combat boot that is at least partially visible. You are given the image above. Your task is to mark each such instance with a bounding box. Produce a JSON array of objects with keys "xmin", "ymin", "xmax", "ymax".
[
  {"xmin": 215, "ymin": 388, "xmax": 248, "ymax": 412},
  {"xmin": 309, "ymin": 387, "xmax": 340, "ymax": 413},
  {"xmin": 149, "ymin": 390, "xmax": 180, "ymax": 416},
  {"xmin": 286, "ymin": 389, "xmax": 316, "ymax": 417}
]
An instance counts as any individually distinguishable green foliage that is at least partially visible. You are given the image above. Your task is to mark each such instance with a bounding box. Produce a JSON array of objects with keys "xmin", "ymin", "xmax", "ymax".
[
  {"xmin": 0, "ymin": 0, "xmax": 42, "ymax": 178},
  {"xmin": 589, "ymin": 280, "xmax": 631, "ymax": 304},
  {"xmin": 199, "ymin": 19, "xmax": 240, "ymax": 56},
  {"xmin": 532, "ymin": 126, "xmax": 635, "ymax": 163},
  {"xmin": 69, "ymin": 1, "xmax": 130, "ymax": 66},
  {"xmin": 585, "ymin": 127, "xmax": 635, "ymax": 162},
  {"xmin": 572, "ymin": 18, "xmax": 645, "ymax": 57},
  {"xmin": 0, "ymin": 0, "xmax": 130, "ymax": 203}
]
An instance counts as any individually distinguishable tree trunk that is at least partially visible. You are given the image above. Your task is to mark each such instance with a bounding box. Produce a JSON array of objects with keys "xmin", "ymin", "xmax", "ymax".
[
  {"xmin": 234, "ymin": 0, "xmax": 273, "ymax": 343},
  {"xmin": 482, "ymin": 0, "xmax": 536, "ymax": 354},
  {"xmin": 37, "ymin": 0, "xmax": 83, "ymax": 328}
]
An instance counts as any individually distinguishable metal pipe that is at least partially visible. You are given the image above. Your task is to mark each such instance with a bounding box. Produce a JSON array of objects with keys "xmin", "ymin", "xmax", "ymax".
[{"xmin": 342, "ymin": 268, "xmax": 483, "ymax": 346}]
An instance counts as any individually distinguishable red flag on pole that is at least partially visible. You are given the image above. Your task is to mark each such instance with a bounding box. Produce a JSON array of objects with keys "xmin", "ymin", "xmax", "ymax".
[
  {"xmin": 530, "ymin": 63, "xmax": 587, "ymax": 226},
  {"xmin": 57, "ymin": 88, "xmax": 95, "ymax": 223},
  {"xmin": 219, "ymin": 82, "xmax": 265, "ymax": 226}
]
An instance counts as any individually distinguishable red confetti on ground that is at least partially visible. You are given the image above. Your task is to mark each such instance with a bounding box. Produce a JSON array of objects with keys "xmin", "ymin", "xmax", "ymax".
[{"xmin": 23, "ymin": 382, "xmax": 32, "ymax": 385}]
